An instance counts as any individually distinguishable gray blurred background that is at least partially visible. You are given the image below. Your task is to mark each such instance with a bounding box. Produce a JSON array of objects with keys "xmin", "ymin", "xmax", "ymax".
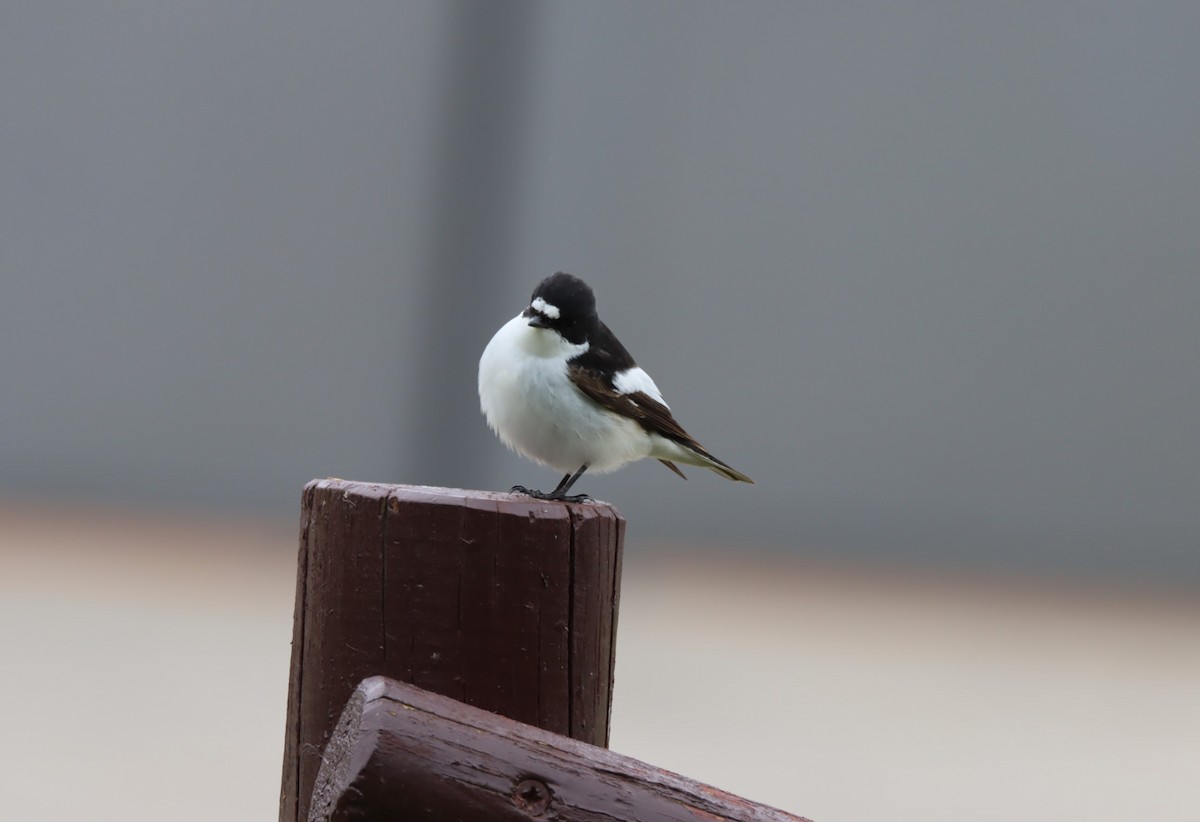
[
  {"xmin": 3, "ymin": 1, "xmax": 1198, "ymax": 581},
  {"xmin": 4, "ymin": 4, "xmax": 1200, "ymax": 822}
]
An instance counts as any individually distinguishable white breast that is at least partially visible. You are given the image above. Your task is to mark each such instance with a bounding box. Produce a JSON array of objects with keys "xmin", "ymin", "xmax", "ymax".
[{"xmin": 478, "ymin": 315, "xmax": 654, "ymax": 474}]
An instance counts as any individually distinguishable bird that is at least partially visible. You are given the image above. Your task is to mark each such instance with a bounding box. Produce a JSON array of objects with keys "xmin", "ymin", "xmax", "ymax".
[{"xmin": 478, "ymin": 272, "xmax": 753, "ymax": 501}]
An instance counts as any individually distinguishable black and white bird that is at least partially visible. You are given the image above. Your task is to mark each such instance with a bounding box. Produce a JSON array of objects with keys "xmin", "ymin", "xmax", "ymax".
[{"xmin": 478, "ymin": 272, "xmax": 753, "ymax": 501}]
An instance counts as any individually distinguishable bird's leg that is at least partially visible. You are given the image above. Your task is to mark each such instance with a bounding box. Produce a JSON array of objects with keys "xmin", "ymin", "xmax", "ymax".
[
  {"xmin": 510, "ymin": 464, "xmax": 592, "ymax": 503},
  {"xmin": 551, "ymin": 463, "xmax": 590, "ymax": 500}
]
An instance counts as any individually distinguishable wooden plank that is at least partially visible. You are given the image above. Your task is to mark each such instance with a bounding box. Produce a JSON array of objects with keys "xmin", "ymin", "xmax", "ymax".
[
  {"xmin": 309, "ymin": 676, "xmax": 812, "ymax": 822},
  {"xmin": 568, "ymin": 503, "xmax": 622, "ymax": 747},
  {"xmin": 278, "ymin": 483, "xmax": 314, "ymax": 822},
  {"xmin": 294, "ymin": 480, "xmax": 391, "ymax": 822},
  {"xmin": 280, "ymin": 480, "xmax": 624, "ymax": 822}
]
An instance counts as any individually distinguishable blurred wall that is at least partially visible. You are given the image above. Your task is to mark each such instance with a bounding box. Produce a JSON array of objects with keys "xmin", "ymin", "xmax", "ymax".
[{"xmin": 2, "ymin": 2, "xmax": 1198, "ymax": 581}]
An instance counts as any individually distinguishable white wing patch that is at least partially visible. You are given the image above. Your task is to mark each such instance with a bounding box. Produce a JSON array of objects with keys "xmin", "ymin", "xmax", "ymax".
[
  {"xmin": 530, "ymin": 297, "xmax": 560, "ymax": 319},
  {"xmin": 613, "ymin": 366, "xmax": 668, "ymax": 407}
]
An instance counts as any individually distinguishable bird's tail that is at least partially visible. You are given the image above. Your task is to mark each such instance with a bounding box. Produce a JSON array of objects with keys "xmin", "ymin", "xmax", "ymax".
[
  {"xmin": 656, "ymin": 441, "xmax": 754, "ymax": 484},
  {"xmin": 697, "ymin": 451, "xmax": 754, "ymax": 483}
]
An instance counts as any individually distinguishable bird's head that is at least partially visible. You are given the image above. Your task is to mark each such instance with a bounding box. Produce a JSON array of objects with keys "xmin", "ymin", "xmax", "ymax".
[{"xmin": 522, "ymin": 272, "xmax": 596, "ymax": 345}]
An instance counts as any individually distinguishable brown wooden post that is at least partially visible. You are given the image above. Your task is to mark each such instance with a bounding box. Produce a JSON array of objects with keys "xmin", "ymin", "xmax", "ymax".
[
  {"xmin": 309, "ymin": 676, "xmax": 811, "ymax": 822},
  {"xmin": 279, "ymin": 479, "xmax": 625, "ymax": 822}
]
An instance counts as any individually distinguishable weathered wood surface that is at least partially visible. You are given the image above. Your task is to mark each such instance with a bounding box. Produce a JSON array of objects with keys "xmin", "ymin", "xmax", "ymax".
[
  {"xmin": 310, "ymin": 676, "xmax": 811, "ymax": 822},
  {"xmin": 280, "ymin": 479, "xmax": 625, "ymax": 822}
]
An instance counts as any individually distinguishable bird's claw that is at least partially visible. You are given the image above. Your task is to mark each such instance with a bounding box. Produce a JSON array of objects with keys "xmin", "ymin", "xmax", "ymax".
[
  {"xmin": 555, "ymin": 492, "xmax": 594, "ymax": 503},
  {"xmin": 509, "ymin": 485, "xmax": 593, "ymax": 504}
]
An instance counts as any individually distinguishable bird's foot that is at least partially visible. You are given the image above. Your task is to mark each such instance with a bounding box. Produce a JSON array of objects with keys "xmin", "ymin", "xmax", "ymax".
[
  {"xmin": 509, "ymin": 485, "xmax": 593, "ymax": 503},
  {"xmin": 556, "ymin": 492, "xmax": 594, "ymax": 503}
]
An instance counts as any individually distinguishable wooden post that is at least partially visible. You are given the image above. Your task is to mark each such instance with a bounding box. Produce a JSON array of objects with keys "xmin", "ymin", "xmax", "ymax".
[
  {"xmin": 279, "ymin": 479, "xmax": 625, "ymax": 822},
  {"xmin": 309, "ymin": 676, "xmax": 811, "ymax": 822}
]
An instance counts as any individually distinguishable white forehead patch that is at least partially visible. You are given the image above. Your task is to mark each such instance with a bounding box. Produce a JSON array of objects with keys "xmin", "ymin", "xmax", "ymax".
[
  {"xmin": 613, "ymin": 366, "xmax": 668, "ymax": 407},
  {"xmin": 530, "ymin": 296, "xmax": 560, "ymax": 319}
]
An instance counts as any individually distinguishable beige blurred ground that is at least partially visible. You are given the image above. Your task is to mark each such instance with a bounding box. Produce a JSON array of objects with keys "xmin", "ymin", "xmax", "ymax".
[{"xmin": 1, "ymin": 500, "xmax": 1197, "ymax": 822}]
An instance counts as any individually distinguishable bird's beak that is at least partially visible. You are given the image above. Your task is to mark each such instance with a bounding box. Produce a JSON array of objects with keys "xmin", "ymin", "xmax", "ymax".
[{"xmin": 527, "ymin": 313, "xmax": 551, "ymax": 329}]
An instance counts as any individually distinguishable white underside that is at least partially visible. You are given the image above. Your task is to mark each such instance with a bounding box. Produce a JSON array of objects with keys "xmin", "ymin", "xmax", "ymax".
[{"xmin": 478, "ymin": 314, "xmax": 694, "ymax": 475}]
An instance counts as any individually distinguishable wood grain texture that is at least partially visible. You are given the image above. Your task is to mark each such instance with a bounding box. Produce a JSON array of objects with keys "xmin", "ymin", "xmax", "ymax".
[
  {"xmin": 280, "ymin": 480, "xmax": 625, "ymax": 822},
  {"xmin": 309, "ymin": 676, "xmax": 811, "ymax": 822}
]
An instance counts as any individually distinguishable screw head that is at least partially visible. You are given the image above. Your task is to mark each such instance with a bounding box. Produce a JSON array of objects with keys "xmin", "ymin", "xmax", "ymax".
[{"xmin": 512, "ymin": 778, "xmax": 552, "ymax": 816}]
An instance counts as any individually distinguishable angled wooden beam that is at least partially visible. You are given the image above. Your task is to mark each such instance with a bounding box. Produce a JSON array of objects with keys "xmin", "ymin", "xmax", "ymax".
[
  {"xmin": 280, "ymin": 480, "xmax": 624, "ymax": 822},
  {"xmin": 310, "ymin": 676, "xmax": 811, "ymax": 822}
]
